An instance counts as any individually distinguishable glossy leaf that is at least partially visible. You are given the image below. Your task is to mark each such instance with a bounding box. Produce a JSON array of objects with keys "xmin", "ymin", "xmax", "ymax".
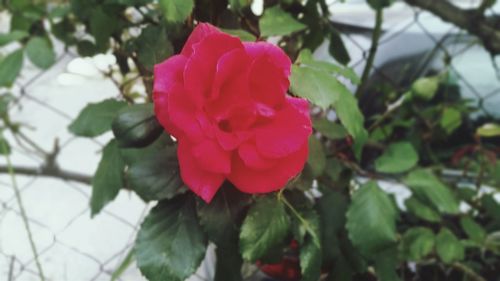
[
  {"xmin": 259, "ymin": 6, "xmax": 306, "ymax": 37},
  {"xmin": 313, "ymin": 119, "xmax": 348, "ymax": 140},
  {"xmin": 69, "ymin": 99, "xmax": 127, "ymax": 137},
  {"xmin": 127, "ymin": 145, "xmax": 184, "ymax": 202},
  {"xmin": 159, "ymin": 0, "xmax": 194, "ymax": 23},
  {"xmin": 25, "ymin": 37, "xmax": 56, "ymax": 69},
  {"xmin": 307, "ymin": 136, "xmax": 326, "ymax": 177},
  {"xmin": 136, "ymin": 26, "xmax": 173, "ymax": 71},
  {"xmin": 460, "ymin": 216, "xmax": 486, "ymax": 245},
  {"xmin": 404, "ymin": 197, "xmax": 441, "ymax": 222},
  {"xmin": 240, "ymin": 196, "xmax": 290, "ymax": 261},
  {"xmin": 435, "ymin": 228, "xmax": 464, "ymax": 264},
  {"xmin": 404, "ymin": 169, "xmax": 459, "ymax": 214},
  {"xmin": 374, "ymin": 246, "xmax": 401, "ymax": 281},
  {"xmin": 290, "ymin": 65, "xmax": 339, "ymax": 110},
  {"xmin": 112, "ymin": 103, "xmax": 163, "ymax": 148},
  {"xmin": 0, "ymin": 30, "xmax": 29, "ymax": 46},
  {"xmin": 346, "ymin": 181, "xmax": 398, "ymax": 255},
  {"xmin": 90, "ymin": 140, "xmax": 125, "ymax": 217},
  {"xmin": 375, "ymin": 142, "xmax": 419, "ymax": 174},
  {"xmin": 399, "ymin": 227, "xmax": 435, "ymax": 261},
  {"xmin": 198, "ymin": 183, "xmax": 250, "ymax": 245},
  {"xmin": 440, "ymin": 107, "xmax": 461, "ymax": 135},
  {"xmin": 0, "ymin": 49, "xmax": 23, "ymax": 87},
  {"xmin": 135, "ymin": 195, "xmax": 207, "ymax": 281}
]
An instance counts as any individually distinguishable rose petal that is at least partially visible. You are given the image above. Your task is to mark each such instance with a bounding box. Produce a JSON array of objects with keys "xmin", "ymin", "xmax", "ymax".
[
  {"xmin": 184, "ymin": 33, "xmax": 243, "ymax": 106},
  {"xmin": 286, "ymin": 96, "xmax": 310, "ymax": 117},
  {"xmin": 168, "ymin": 88, "xmax": 204, "ymax": 141},
  {"xmin": 215, "ymin": 129, "xmax": 252, "ymax": 151},
  {"xmin": 153, "ymin": 55, "xmax": 188, "ymax": 138},
  {"xmin": 153, "ymin": 55, "xmax": 187, "ymax": 94},
  {"xmin": 178, "ymin": 139, "xmax": 225, "ymax": 203},
  {"xmin": 181, "ymin": 23, "xmax": 221, "ymax": 57},
  {"xmin": 255, "ymin": 101, "xmax": 312, "ymax": 158},
  {"xmin": 191, "ymin": 139, "xmax": 231, "ymax": 174},
  {"xmin": 229, "ymin": 142, "xmax": 308, "ymax": 193},
  {"xmin": 248, "ymin": 56, "xmax": 287, "ymax": 107},
  {"xmin": 238, "ymin": 142, "xmax": 277, "ymax": 170},
  {"xmin": 244, "ymin": 42, "xmax": 291, "ymax": 77}
]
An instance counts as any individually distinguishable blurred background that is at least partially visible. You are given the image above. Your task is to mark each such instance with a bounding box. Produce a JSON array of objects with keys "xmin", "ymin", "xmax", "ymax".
[{"xmin": 0, "ymin": 0, "xmax": 499, "ymax": 280}]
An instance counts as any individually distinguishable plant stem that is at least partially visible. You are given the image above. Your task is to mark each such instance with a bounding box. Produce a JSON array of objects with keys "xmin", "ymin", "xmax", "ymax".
[
  {"xmin": 452, "ymin": 262, "xmax": 486, "ymax": 281},
  {"xmin": 3, "ymin": 143, "xmax": 46, "ymax": 281},
  {"xmin": 355, "ymin": 8, "xmax": 383, "ymax": 99},
  {"xmin": 277, "ymin": 192, "xmax": 319, "ymax": 246}
]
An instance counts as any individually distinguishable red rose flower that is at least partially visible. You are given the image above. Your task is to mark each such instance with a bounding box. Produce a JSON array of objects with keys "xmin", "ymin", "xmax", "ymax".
[{"xmin": 153, "ymin": 23, "xmax": 312, "ymax": 202}]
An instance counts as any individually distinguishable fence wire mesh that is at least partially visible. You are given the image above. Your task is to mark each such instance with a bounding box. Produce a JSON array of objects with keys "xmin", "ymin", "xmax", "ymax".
[{"xmin": 1, "ymin": 1, "xmax": 499, "ymax": 280}]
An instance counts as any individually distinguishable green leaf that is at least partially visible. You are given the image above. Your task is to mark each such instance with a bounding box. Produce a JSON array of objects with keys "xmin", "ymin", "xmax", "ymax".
[
  {"xmin": 214, "ymin": 245, "xmax": 243, "ymax": 281},
  {"xmin": 313, "ymin": 119, "xmax": 348, "ymax": 140},
  {"xmin": 90, "ymin": 140, "xmax": 125, "ymax": 217},
  {"xmin": 399, "ymin": 227, "xmax": 435, "ymax": 261},
  {"xmin": 328, "ymin": 30, "xmax": 350, "ymax": 65},
  {"xmin": 290, "ymin": 65, "xmax": 339, "ymax": 110},
  {"xmin": 404, "ymin": 169, "xmax": 459, "ymax": 214},
  {"xmin": 316, "ymin": 191, "xmax": 348, "ymax": 263},
  {"xmin": 69, "ymin": 99, "xmax": 127, "ymax": 137},
  {"xmin": 440, "ymin": 107, "xmax": 461, "ymax": 135},
  {"xmin": 136, "ymin": 25, "xmax": 173, "ymax": 71},
  {"xmin": 333, "ymin": 84, "xmax": 368, "ymax": 158},
  {"xmin": 229, "ymin": 0, "xmax": 250, "ymax": 12},
  {"xmin": 435, "ymin": 228, "xmax": 464, "ymax": 264},
  {"xmin": 476, "ymin": 123, "xmax": 500, "ymax": 138},
  {"xmin": 482, "ymin": 194, "xmax": 500, "ymax": 220},
  {"xmin": 127, "ymin": 144, "xmax": 184, "ymax": 202},
  {"xmin": 0, "ymin": 134, "xmax": 11, "ymax": 155},
  {"xmin": 159, "ymin": 0, "xmax": 194, "ymax": 23},
  {"xmin": 0, "ymin": 30, "xmax": 29, "ymax": 46},
  {"xmin": 460, "ymin": 216, "xmax": 486, "ymax": 245},
  {"xmin": 0, "ymin": 49, "xmax": 23, "ymax": 87},
  {"xmin": 485, "ymin": 231, "xmax": 500, "ymax": 254},
  {"xmin": 77, "ymin": 40, "xmax": 98, "ymax": 57},
  {"xmin": 346, "ymin": 181, "xmax": 398, "ymax": 255},
  {"xmin": 112, "ymin": 103, "xmax": 163, "ymax": 148},
  {"xmin": 411, "ymin": 76, "xmax": 439, "ymax": 101},
  {"xmin": 110, "ymin": 248, "xmax": 135, "ymax": 281},
  {"xmin": 205, "ymin": 186, "xmax": 248, "ymax": 281},
  {"xmin": 198, "ymin": 183, "xmax": 250, "ymax": 245},
  {"xmin": 240, "ymin": 196, "xmax": 291, "ymax": 261},
  {"xmin": 374, "ymin": 246, "xmax": 401, "ymax": 281},
  {"xmin": 308, "ymin": 136, "xmax": 326, "ymax": 177},
  {"xmin": 297, "ymin": 49, "xmax": 359, "ymax": 84},
  {"xmin": 404, "ymin": 196, "xmax": 441, "ymax": 222},
  {"xmin": 0, "ymin": 93, "xmax": 14, "ymax": 117},
  {"xmin": 259, "ymin": 6, "xmax": 306, "ymax": 37},
  {"xmin": 135, "ymin": 195, "xmax": 207, "ymax": 281},
  {"xmin": 25, "ymin": 37, "xmax": 56, "ymax": 69},
  {"xmin": 375, "ymin": 142, "xmax": 419, "ymax": 174},
  {"xmin": 89, "ymin": 7, "xmax": 120, "ymax": 50},
  {"xmin": 220, "ymin": 28, "xmax": 256, "ymax": 41},
  {"xmin": 300, "ymin": 236, "xmax": 322, "ymax": 281}
]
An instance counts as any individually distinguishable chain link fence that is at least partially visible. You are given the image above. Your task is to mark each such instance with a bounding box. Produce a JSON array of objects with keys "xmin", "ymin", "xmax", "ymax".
[{"xmin": 1, "ymin": 1, "xmax": 499, "ymax": 280}]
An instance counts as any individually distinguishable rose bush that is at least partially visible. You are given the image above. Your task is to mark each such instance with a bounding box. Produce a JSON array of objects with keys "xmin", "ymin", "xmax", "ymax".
[
  {"xmin": 153, "ymin": 23, "xmax": 312, "ymax": 202},
  {"xmin": 2, "ymin": 0, "xmax": 499, "ymax": 280}
]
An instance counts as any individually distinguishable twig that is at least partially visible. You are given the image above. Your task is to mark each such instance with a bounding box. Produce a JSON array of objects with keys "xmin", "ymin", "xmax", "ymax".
[
  {"xmin": 355, "ymin": 8, "xmax": 384, "ymax": 99},
  {"xmin": 452, "ymin": 262, "xmax": 487, "ymax": 281},
  {"xmin": 0, "ymin": 165, "xmax": 92, "ymax": 185},
  {"xmin": 3, "ymin": 143, "xmax": 46, "ymax": 281}
]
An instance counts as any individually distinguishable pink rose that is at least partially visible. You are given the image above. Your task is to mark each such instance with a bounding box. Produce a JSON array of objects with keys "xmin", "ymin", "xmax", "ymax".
[{"xmin": 153, "ymin": 23, "xmax": 312, "ymax": 202}]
